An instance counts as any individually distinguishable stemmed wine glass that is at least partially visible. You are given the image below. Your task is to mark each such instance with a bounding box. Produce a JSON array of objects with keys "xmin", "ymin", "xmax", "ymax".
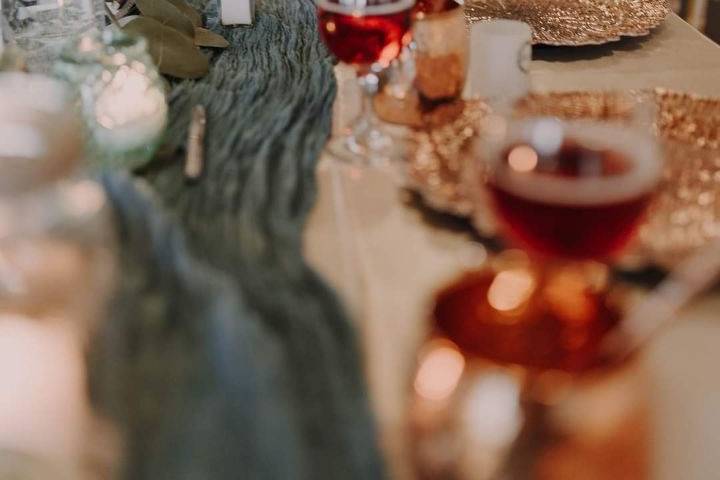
[
  {"xmin": 481, "ymin": 118, "xmax": 661, "ymax": 263},
  {"xmin": 316, "ymin": 0, "xmax": 415, "ymax": 164},
  {"xmin": 407, "ymin": 119, "xmax": 664, "ymax": 479},
  {"xmin": 455, "ymin": 116, "xmax": 664, "ymax": 371}
]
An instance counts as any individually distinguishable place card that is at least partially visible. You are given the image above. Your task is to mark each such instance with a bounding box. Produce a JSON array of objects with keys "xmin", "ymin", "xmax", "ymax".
[{"xmin": 220, "ymin": 0, "xmax": 255, "ymax": 25}]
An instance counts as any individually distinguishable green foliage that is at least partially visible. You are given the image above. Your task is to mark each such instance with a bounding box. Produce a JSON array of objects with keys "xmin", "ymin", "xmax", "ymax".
[
  {"xmin": 124, "ymin": 17, "xmax": 210, "ymax": 78},
  {"xmin": 165, "ymin": 0, "xmax": 202, "ymax": 26},
  {"xmin": 135, "ymin": 0, "xmax": 196, "ymax": 37},
  {"xmin": 112, "ymin": 0, "xmax": 228, "ymax": 78},
  {"xmin": 194, "ymin": 27, "xmax": 230, "ymax": 48}
]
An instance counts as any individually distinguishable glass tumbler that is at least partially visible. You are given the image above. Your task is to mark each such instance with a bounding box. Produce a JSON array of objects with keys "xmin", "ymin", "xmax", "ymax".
[
  {"xmin": 0, "ymin": 72, "xmax": 117, "ymax": 476},
  {"xmin": 408, "ymin": 250, "xmax": 650, "ymax": 480},
  {"xmin": 410, "ymin": 334, "xmax": 649, "ymax": 480},
  {"xmin": 413, "ymin": 0, "xmax": 468, "ymax": 107}
]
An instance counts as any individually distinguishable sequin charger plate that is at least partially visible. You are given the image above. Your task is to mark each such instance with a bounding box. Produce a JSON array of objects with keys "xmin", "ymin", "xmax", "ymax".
[
  {"xmin": 406, "ymin": 89, "xmax": 720, "ymax": 269},
  {"xmin": 465, "ymin": 0, "xmax": 670, "ymax": 46}
]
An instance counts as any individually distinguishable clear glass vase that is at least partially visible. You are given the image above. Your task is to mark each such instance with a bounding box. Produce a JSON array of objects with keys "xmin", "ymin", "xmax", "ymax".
[
  {"xmin": 0, "ymin": 72, "xmax": 117, "ymax": 476},
  {"xmin": 53, "ymin": 28, "xmax": 168, "ymax": 170},
  {"xmin": 1, "ymin": 0, "xmax": 103, "ymax": 72}
]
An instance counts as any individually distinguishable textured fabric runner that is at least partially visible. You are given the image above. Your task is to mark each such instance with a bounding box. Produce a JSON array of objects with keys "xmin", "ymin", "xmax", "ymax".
[{"xmin": 91, "ymin": 0, "xmax": 384, "ymax": 478}]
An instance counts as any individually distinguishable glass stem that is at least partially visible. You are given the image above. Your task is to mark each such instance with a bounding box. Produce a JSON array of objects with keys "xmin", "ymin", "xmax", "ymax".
[
  {"xmin": 337, "ymin": 66, "xmax": 395, "ymax": 162},
  {"xmin": 356, "ymin": 70, "xmax": 381, "ymax": 133},
  {"xmin": 386, "ymin": 44, "xmax": 416, "ymax": 100}
]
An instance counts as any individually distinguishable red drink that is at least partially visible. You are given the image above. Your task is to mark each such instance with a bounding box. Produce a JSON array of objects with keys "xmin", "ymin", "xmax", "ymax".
[
  {"xmin": 433, "ymin": 268, "xmax": 620, "ymax": 372},
  {"xmin": 317, "ymin": 0, "xmax": 413, "ymax": 67},
  {"xmin": 486, "ymin": 121, "xmax": 661, "ymax": 260},
  {"xmin": 413, "ymin": 0, "xmax": 460, "ymax": 15}
]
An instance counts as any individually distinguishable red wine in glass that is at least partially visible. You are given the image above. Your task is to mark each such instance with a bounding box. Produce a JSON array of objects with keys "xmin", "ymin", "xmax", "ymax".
[
  {"xmin": 486, "ymin": 121, "xmax": 661, "ymax": 260},
  {"xmin": 317, "ymin": 0, "xmax": 414, "ymax": 68},
  {"xmin": 315, "ymin": 0, "xmax": 415, "ymax": 163},
  {"xmin": 413, "ymin": 0, "xmax": 461, "ymax": 15}
]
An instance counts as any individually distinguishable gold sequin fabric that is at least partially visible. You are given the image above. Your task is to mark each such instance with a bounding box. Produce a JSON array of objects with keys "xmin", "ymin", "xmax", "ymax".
[
  {"xmin": 464, "ymin": 0, "xmax": 669, "ymax": 46},
  {"xmin": 406, "ymin": 89, "xmax": 720, "ymax": 268},
  {"xmin": 406, "ymin": 100, "xmax": 491, "ymax": 216},
  {"xmin": 642, "ymin": 90, "xmax": 720, "ymax": 267}
]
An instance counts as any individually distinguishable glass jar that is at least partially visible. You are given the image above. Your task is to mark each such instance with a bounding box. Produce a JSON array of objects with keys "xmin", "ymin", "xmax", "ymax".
[
  {"xmin": 413, "ymin": 0, "xmax": 468, "ymax": 106},
  {"xmin": 376, "ymin": 0, "xmax": 468, "ymax": 126},
  {"xmin": 0, "ymin": 12, "xmax": 25, "ymax": 71},
  {"xmin": 0, "ymin": 72, "xmax": 116, "ymax": 474},
  {"xmin": 53, "ymin": 28, "xmax": 168, "ymax": 170},
  {"xmin": 0, "ymin": 0, "xmax": 103, "ymax": 72}
]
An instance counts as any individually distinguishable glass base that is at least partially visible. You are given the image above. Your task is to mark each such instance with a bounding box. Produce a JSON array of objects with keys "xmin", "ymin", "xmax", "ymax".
[{"xmin": 328, "ymin": 129, "xmax": 404, "ymax": 167}]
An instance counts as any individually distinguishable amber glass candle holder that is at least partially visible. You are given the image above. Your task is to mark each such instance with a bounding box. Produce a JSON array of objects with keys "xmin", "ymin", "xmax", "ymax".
[
  {"xmin": 408, "ymin": 251, "xmax": 650, "ymax": 480},
  {"xmin": 375, "ymin": 0, "xmax": 467, "ymax": 127},
  {"xmin": 413, "ymin": 1, "xmax": 468, "ymax": 107}
]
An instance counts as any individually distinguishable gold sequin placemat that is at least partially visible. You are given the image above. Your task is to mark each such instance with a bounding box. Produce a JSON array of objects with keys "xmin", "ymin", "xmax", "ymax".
[
  {"xmin": 406, "ymin": 89, "xmax": 720, "ymax": 268},
  {"xmin": 465, "ymin": 0, "xmax": 670, "ymax": 46}
]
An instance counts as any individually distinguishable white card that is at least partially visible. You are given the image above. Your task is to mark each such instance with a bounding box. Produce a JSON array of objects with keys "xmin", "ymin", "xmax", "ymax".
[{"xmin": 220, "ymin": 0, "xmax": 255, "ymax": 25}]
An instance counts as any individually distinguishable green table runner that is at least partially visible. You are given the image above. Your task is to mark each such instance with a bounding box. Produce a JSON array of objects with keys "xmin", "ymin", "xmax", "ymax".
[{"xmin": 91, "ymin": 0, "xmax": 384, "ymax": 478}]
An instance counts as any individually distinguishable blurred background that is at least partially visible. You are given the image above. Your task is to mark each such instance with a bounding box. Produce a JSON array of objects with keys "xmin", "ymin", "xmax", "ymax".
[{"xmin": 677, "ymin": 0, "xmax": 720, "ymax": 41}]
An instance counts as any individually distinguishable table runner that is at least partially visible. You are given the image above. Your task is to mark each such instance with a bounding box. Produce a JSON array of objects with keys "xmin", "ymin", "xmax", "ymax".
[{"xmin": 89, "ymin": 0, "xmax": 384, "ymax": 478}]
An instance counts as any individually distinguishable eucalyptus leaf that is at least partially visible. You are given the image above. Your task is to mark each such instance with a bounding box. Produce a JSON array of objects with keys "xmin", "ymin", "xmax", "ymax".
[
  {"xmin": 194, "ymin": 27, "xmax": 229, "ymax": 48},
  {"xmin": 117, "ymin": 14, "xmax": 139, "ymax": 27},
  {"xmin": 166, "ymin": 0, "xmax": 202, "ymax": 27},
  {"xmin": 115, "ymin": 0, "xmax": 136, "ymax": 19},
  {"xmin": 124, "ymin": 17, "xmax": 209, "ymax": 79},
  {"xmin": 135, "ymin": 0, "xmax": 195, "ymax": 38}
]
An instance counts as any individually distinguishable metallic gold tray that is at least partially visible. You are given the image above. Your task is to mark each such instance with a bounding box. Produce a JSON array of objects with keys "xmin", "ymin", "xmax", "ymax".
[
  {"xmin": 465, "ymin": 0, "xmax": 669, "ymax": 46},
  {"xmin": 406, "ymin": 89, "xmax": 720, "ymax": 269}
]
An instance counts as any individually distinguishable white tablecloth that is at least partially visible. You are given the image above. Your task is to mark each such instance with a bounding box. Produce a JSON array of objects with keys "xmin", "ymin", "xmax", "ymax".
[{"xmin": 304, "ymin": 14, "xmax": 720, "ymax": 479}]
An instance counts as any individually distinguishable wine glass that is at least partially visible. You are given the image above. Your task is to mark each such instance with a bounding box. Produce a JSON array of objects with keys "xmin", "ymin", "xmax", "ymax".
[
  {"xmin": 473, "ymin": 118, "xmax": 661, "ymax": 350},
  {"xmin": 458, "ymin": 117, "xmax": 662, "ymax": 372},
  {"xmin": 481, "ymin": 117, "xmax": 661, "ymax": 261},
  {"xmin": 408, "ymin": 119, "xmax": 663, "ymax": 479},
  {"xmin": 316, "ymin": 0, "xmax": 415, "ymax": 164}
]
